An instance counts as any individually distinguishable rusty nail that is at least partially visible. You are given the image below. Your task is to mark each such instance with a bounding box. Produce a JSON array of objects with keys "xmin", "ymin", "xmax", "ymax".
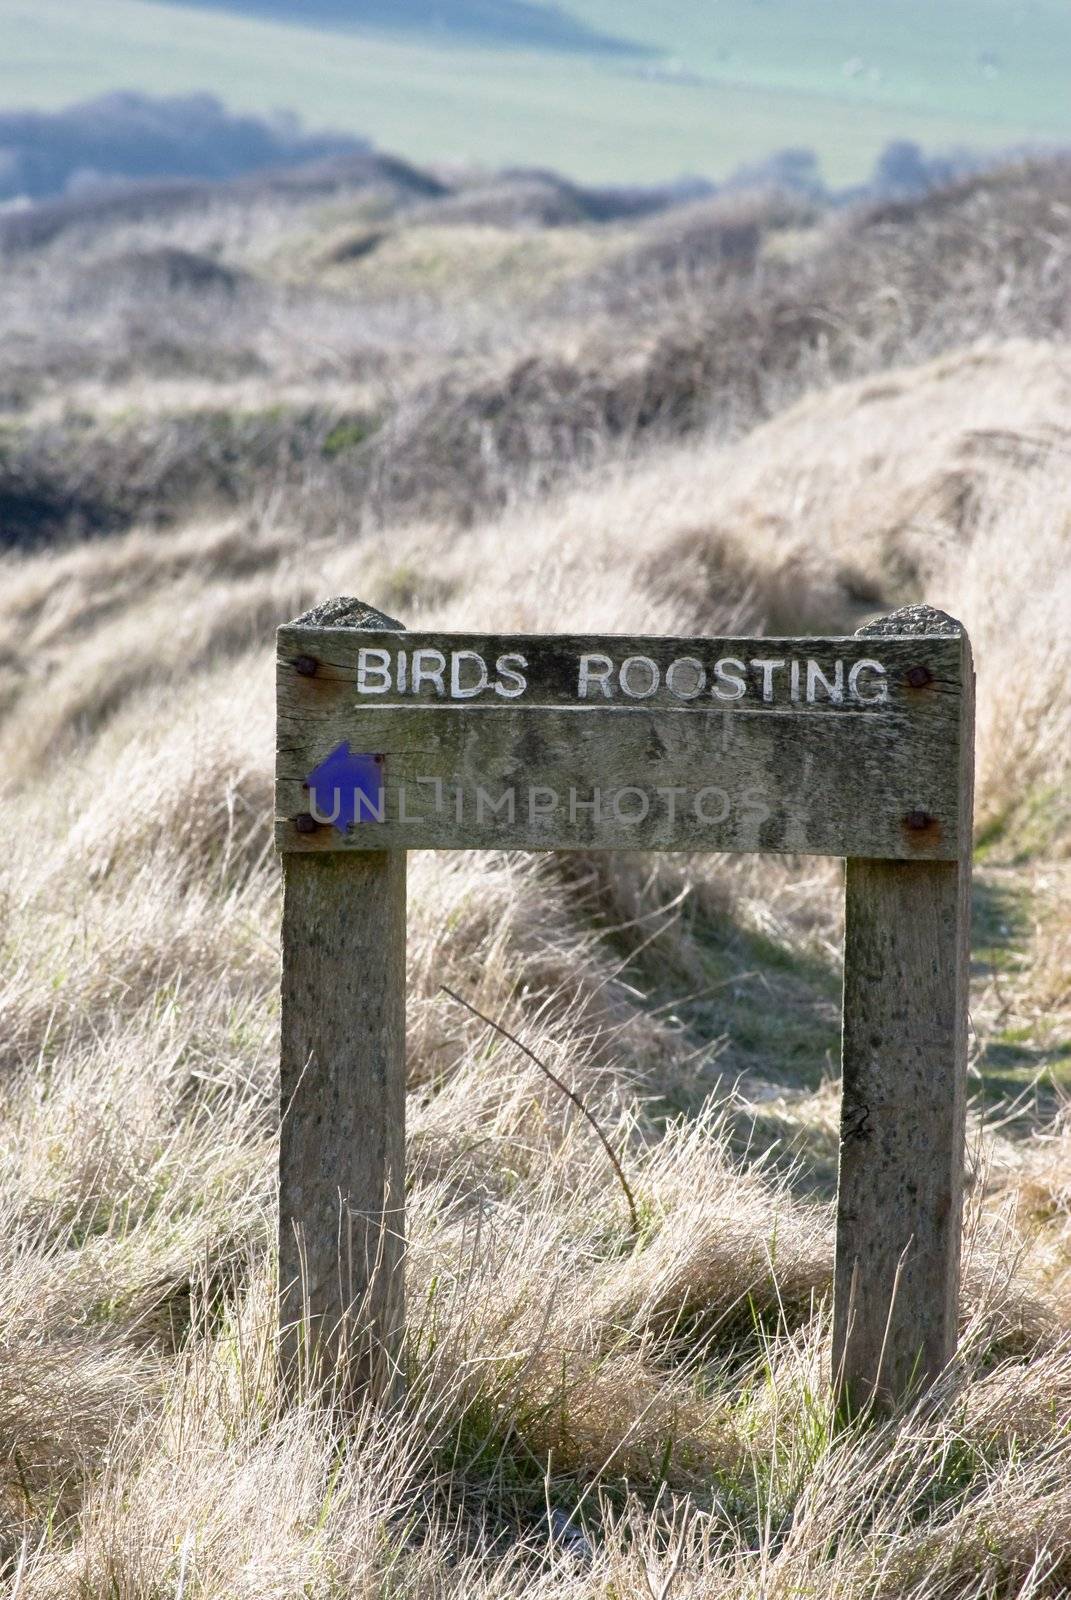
[
  {"xmin": 905, "ymin": 665, "xmax": 932, "ymax": 689},
  {"xmin": 294, "ymin": 655, "xmax": 319, "ymax": 677},
  {"xmin": 374, "ymin": 753, "xmax": 384, "ymax": 764},
  {"xmin": 903, "ymin": 810, "xmax": 934, "ymax": 831},
  {"xmin": 294, "ymin": 812, "xmax": 319, "ymax": 834}
]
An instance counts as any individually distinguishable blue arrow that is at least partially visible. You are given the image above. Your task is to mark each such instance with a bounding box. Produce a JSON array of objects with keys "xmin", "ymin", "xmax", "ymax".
[{"xmin": 305, "ymin": 743, "xmax": 384, "ymax": 832}]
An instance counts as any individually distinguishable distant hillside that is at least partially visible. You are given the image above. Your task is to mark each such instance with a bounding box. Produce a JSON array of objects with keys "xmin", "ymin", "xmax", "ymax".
[
  {"xmin": 0, "ymin": 92, "xmax": 366, "ymax": 202},
  {"xmin": 168, "ymin": 0, "xmax": 649, "ymax": 54},
  {"xmin": 6, "ymin": 0, "xmax": 1071, "ymax": 185}
]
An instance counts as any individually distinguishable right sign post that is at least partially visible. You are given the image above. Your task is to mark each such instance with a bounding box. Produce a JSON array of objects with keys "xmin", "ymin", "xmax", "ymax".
[{"xmin": 832, "ymin": 605, "xmax": 974, "ymax": 1413}]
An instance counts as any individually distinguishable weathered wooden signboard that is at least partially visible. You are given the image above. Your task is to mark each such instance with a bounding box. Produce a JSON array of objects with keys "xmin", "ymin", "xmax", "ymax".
[{"xmin": 276, "ymin": 596, "xmax": 974, "ymax": 1413}]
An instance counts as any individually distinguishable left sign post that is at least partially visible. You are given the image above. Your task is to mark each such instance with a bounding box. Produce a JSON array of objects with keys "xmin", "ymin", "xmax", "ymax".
[{"xmin": 276, "ymin": 597, "xmax": 407, "ymax": 1402}]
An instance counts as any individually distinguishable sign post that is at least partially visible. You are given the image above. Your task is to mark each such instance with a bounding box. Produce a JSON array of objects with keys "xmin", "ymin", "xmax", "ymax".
[
  {"xmin": 277, "ymin": 597, "xmax": 407, "ymax": 1401},
  {"xmin": 275, "ymin": 597, "xmax": 974, "ymax": 1411},
  {"xmin": 833, "ymin": 607, "xmax": 974, "ymax": 1412}
]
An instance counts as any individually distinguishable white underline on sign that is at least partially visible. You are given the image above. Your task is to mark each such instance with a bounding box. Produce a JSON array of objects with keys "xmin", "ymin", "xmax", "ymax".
[{"xmin": 345, "ymin": 703, "xmax": 899, "ymax": 720}]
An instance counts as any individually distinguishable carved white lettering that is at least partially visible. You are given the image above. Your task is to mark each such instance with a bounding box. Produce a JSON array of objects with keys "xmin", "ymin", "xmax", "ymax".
[
  {"xmin": 666, "ymin": 656, "xmax": 705, "ymax": 699},
  {"xmin": 806, "ymin": 659, "xmax": 844, "ymax": 704},
  {"xmin": 451, "ymin": 650, "xmax": 488, "ymax": 699},
  {"xmin": 494, "ymin": 653, "xmax": 528, "ymax": 698},
  {"xmin": 578, "ymin": 654, "xmax": 614, "ymax": 698},
  {"xmin": 751, "ymin": 659, "xmax": 785, "ymax": 703},
  {"xmin": 848, "ymin": 659, "xmax": 888, "ymax": 704},
  {"xmin": 619, "ymin": 656, "xmax": 660, "ymax": 699},
  {"xmin": 356, "ymin": 648, "xmax": 392, "ymax": 694},
  {"xmin": 712, "ymin": 657, "xmax": 747, "ymax": 701},
  {"xmin": 412, "ymin": 649, "xmax": 447, "ymax": 696}
]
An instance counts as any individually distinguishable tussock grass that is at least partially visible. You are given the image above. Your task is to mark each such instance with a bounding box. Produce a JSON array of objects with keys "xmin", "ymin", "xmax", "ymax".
[{"xmin": 2, "ymin": 156, "xmax": 1071, "ymax": 1594}]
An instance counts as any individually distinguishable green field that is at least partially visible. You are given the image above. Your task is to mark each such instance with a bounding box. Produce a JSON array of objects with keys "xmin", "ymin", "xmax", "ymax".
[{"xmin": 3, "ymin": 0, "xmax": 1071, "ymax": 184}]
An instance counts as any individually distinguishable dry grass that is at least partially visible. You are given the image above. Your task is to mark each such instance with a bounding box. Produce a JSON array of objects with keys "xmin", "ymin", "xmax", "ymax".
[
  {"xmin": 1, "ymin": 154, "xmax": 1071, "ymax": 1595},
  {"xmin": 8, "ymin": 156, "xmax": 1070, "ymax": 542}
]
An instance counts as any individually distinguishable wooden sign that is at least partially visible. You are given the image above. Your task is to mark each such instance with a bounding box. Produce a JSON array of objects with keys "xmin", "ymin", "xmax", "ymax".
[
  {"xmin": 275, "ymin": 597, "xmax": 974, "ymax": 1413},
  {"xmin": 277, "ymin": 627, "xmax": 968, "ymax": 860}
]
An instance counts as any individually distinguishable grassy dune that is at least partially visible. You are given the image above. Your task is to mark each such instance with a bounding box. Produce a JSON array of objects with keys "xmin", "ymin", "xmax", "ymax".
[{"xmin": 1, "ymin": 154, "xmax": 1071, "ymax": 1593}]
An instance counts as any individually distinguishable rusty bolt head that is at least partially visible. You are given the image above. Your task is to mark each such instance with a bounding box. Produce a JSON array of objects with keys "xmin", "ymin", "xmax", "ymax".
[
  {"xmin": 903, "ymin": 810, "xmax": 934, "ymax": 832},
  {"xmin": 905, "ymin": 665, "xmax": 932, "ymax": 689},
  {"xmin": 294, "ymin": 812, "xmax": 319, "ymax": 834},
  {"xmin": 294, "ymin": 655, "xmax": 319, "ymax": 677}
]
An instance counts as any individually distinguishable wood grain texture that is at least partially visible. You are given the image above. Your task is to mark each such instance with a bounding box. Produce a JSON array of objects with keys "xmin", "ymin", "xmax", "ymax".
[
  {"xmin": 275, "ymin": 629, "xmax": 969, "ymax": 859},
  {"xmin": 833, "ymin": 607, "xmax": 974, "ymax": 1412},
  {"xmin": 278, "ymin": 599, "xmax": 406, "ymax": 1401}
]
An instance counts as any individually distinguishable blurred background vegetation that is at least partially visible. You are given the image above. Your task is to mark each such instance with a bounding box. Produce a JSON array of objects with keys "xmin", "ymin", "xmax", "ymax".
[{"xmin": 2, "ymin": 4, "xmax": 1071, "ymax": 1595}]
